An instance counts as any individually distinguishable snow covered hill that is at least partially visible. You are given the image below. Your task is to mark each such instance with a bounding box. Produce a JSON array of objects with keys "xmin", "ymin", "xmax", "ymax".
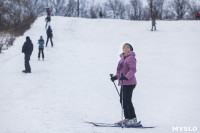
[{"xmin": 0, "ymin": 16, "xmax": 200, "ymax": 133}]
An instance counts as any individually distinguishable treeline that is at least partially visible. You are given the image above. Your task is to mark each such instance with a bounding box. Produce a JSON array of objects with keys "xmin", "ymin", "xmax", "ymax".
[{"xmin": 46, "ymin": 0, "xmax": 200, "ymax": 20}]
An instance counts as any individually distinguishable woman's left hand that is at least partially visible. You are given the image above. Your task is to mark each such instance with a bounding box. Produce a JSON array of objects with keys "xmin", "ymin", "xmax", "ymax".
[{"xmin": 120, "ymin": 75, "xmax": 128, "ymax": 80}]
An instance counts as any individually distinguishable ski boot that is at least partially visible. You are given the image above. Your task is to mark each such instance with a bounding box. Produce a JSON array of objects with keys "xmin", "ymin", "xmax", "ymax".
[
  {"xmin": 125, "ymin": 118, "xmax": 142, "ymax": 127},
  {"xmin": 115, "ymin": 119, "xmax": 129, "ymax": 126}
]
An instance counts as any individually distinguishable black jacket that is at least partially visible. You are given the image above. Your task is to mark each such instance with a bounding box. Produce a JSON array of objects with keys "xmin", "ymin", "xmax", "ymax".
[
  {"xmin": 22, "ymin": 39, "xmax": 33, "ymax": 55},
  {"xmin": 45, "ymin": 16, "xmax": 51, "ymax": 22},
  {"xmin": 46, "ymin": 28, "xmax": 53, "ymax": 37}
]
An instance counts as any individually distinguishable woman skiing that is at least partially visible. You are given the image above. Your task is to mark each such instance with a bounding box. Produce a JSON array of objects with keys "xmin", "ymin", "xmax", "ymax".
[{"xmin": 111, "ymin": 43, "xmax": 138, "ymax": 126}]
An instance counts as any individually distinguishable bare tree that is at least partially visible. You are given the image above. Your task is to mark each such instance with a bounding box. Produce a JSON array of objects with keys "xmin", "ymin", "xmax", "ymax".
[
  {"xmin": 79, "ymin": 0, "xmax": 89, "ymax": 18},
  {"xmin": 171, "ymin": 0, "xmax": 189, "ymax": 19},
  {"xmin": 77, "ymin": 0, "xmax": 79, "ymax": 17},
  {"xmin": 105, "ymin": 0, "xmax": 126, "ymax": 19},
  {"xmin": 155, "ymin": 0, "xmax": 165, "ymax": 19},
  {"xmin": 52, "ymin": 0, "xmax": 66, "ymax": 16},
  {"xmin": 89, "ymin": 3, "xmax": 103, "ymax": 18},
  {"xmin": 90, "ymin": 6, "xmax": 98, "ymax": 18},
  {"xmin": 64, "ymin": 0, "xmax": 77, "ymax": 17},
  {"xmin": 147, "ymin": 0, "xmax": 165, "ymax": 19},
  {"xmin": 22, "ymin": 0, "xmax": 45, "ymax": 17},
  {"xmin": 130, "ymin": 0, "xmax": 143, "ymax": 20},
  {"xmin": 162, "ymin": 1, "xmax": 176, "ymax": 19},
  {"xmin": 147, "ymin": 0, "xmax": 153, "ymax": 18},
  {"xmin": 142, "ymin": 5, "xmax": 151, "ymax": 20}
]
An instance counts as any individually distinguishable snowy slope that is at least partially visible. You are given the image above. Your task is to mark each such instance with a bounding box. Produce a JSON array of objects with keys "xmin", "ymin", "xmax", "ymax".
[{"xmin": 0, "ymin": 16, "xmax": 200, "ymax": 133}]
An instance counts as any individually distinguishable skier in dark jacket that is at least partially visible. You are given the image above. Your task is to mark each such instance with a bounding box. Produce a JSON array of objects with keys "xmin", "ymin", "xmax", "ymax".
[
  {"xmin": 22, "ymin": 36, "xmax": 33, "ymax": 73},
  {"xmin": 45, "ymin": 15, "xmax": 51, "ymax": 29},
  {"xmin": 46, "ymin": 8, "xmax": 51, "ymax": 16},
  {"xmin": 46, "ymin": 26, "xmax": 53, "ymax": 47},
  {"xmin": 38, "ymin": 36, "xmax": 45, "ymax": 60},
  {"xmin": 0, "ymin": 44, "xmax": 3, "ymax": 53},
  {"xmin": 99, "ymin": 11, "xmax": 103, "ymax": 18},
  {"xmin": 151, "ymin": 16, "xmax": 156, "ymax": 31},
  {"xmin": 111, "ymin": 43, "xmax": 139, "ymax": 127}
]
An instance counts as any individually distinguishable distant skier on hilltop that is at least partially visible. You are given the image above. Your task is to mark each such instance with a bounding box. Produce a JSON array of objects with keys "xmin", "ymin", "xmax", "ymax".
[
  {"xmin": 99, "ymin": 11, "xmax": 103, "ymax": 18},
  {"xmin": 45, "ymin": 15, "xmax": 51, "ymax": 29},
  {"xmin": 46, "ymin": 8, "xmax": 51, "ymax": 16},
  {"xmin": 196, "ymin": 12, "xmax": 200, "ymax": 20},
  {"xmin": 38, "ymin": 36, "xmax": 45, "ymax": 61},
  {"xmin": 151, "ymin": 16, "xmax": 156, "ymax": 31}
]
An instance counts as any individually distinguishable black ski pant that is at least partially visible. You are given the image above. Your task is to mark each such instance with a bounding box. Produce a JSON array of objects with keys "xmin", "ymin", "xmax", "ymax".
[
  {"xmin": 38, "ymin": 48, "xmax": 44, "ymax": 59},
  {"xmin": 45, "ymin": 22, "xmax": 50, "ymax": 28},
  {"xmin": 151, "ymin": 24, "xmax": 156, "ymax": 31},
  {"xmin": 46, "ymin": 36, "xmax": 53, "ymax": 47},
  {"xmin": 120, "ymin": 85, "xmax": 136, "ymax": 119},
  {"xmin": 24, "ymin": 54, "xmax": 31, "ymax": 72},
  {"xmin": 45, "ymin": 22, "xmax": 48, "ymax": 29}
]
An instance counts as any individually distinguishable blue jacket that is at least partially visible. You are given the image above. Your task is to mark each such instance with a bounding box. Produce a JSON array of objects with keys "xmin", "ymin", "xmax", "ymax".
[{"xmin": 38, "ymin": 38, "xmax": 44, "ymax": 48}]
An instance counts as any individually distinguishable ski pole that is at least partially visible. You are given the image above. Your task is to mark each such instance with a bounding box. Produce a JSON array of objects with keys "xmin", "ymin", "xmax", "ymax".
[
  {"xmin": 110, "ymin": 74, "xmax": 120, "ymax": 96},
  {"xmin": 121, "ymin": 73, "xmax": 124, "ymax": 127}
]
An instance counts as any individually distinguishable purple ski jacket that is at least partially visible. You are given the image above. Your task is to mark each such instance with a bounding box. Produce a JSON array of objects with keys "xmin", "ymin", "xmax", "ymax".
[{"xmin": 115, "ymin": 51, "xmax": 137, "ymax": 86}]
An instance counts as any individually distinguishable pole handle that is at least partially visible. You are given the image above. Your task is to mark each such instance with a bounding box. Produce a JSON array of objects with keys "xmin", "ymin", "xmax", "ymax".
[{"xmin": 110, "ymin": 74, "xmax": 114, "ymax": 77}]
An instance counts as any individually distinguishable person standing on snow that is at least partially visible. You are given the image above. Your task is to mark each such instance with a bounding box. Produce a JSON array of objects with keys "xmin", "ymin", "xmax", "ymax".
[
  {"xmin": 22, "ymin": 36, "xmax": 33, "ymax": 73},
  {"xmin": 110, "ymin": 43, "xmax": 138, "ymax": 127},
  {"xmin": 38, "ymin": 36, "xmax": 45, "ymax": 60},
  {"xmin": 195, "ymin": 12, "xmax": 200, "ymax": 20},
  {"xmin": 45, "ymin": 15, "xmax": 51, "ymax": 29},
  {"xmin": 46, "ymin": 26, "xmax": 53, "ymax": 47},
  {"xmin": 99, "ymin": 11, "xmax": 103, "ymax": 18},
  {"xmin": 0, "ymin": 44, "xmax": 3, "ymax": 53},
  {"xmin": 46, "ymin": 8, "xmax": 51, "ymax": 16},
  {"xmin": 151, "ymin": 16, "xmax": 156, "ymax": 31}
]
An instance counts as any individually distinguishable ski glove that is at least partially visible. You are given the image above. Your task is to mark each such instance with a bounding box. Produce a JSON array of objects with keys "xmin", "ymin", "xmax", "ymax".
[
  {"xmin": 111, "ymin": 76, "xmax": 117, "ymax": 82},
  {"xmin": 120, "ymin": 75, "xmax": 128, "ymax": 80}
]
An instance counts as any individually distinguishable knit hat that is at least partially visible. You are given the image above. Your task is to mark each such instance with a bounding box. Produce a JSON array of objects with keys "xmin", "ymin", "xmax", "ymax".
[
  {"xmin": 124, "ymin": 43, "xmax": 133, "ymax": 51},
  {"xmin": 26, "ymin": 36, "xmax": 30, "ymax": 41}
]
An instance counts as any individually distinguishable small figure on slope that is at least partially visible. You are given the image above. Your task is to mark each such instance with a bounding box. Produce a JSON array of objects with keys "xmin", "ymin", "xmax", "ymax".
[
  {"xmin": 151, "ymin": 16, "xmax": 156, "ymax": 31},
  {"xmin": 46, "ymin": 26, "xmax": 54, "ymax": 47},
  {"xmin": 38, "ymin": 36, "xmax": 45, "ymax": 61},
  {"xmin": 45, "ymin": 15, "xmax": 51, "ymax": 29},
  {"xmin": 22, "ymin": 36, "xmax": 33, "ymax": 73}
]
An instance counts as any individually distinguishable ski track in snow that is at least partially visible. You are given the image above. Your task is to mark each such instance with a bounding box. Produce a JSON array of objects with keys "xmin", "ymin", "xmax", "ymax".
[{"xmin": 0, "ymin": 16, "xmax": 200, "ymax": 133}]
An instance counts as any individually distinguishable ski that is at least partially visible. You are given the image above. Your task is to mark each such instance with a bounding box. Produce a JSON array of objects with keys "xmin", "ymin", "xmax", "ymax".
[{"xmin": 84, "ymin": 120, "xmax": 155, "ymax": 128}]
